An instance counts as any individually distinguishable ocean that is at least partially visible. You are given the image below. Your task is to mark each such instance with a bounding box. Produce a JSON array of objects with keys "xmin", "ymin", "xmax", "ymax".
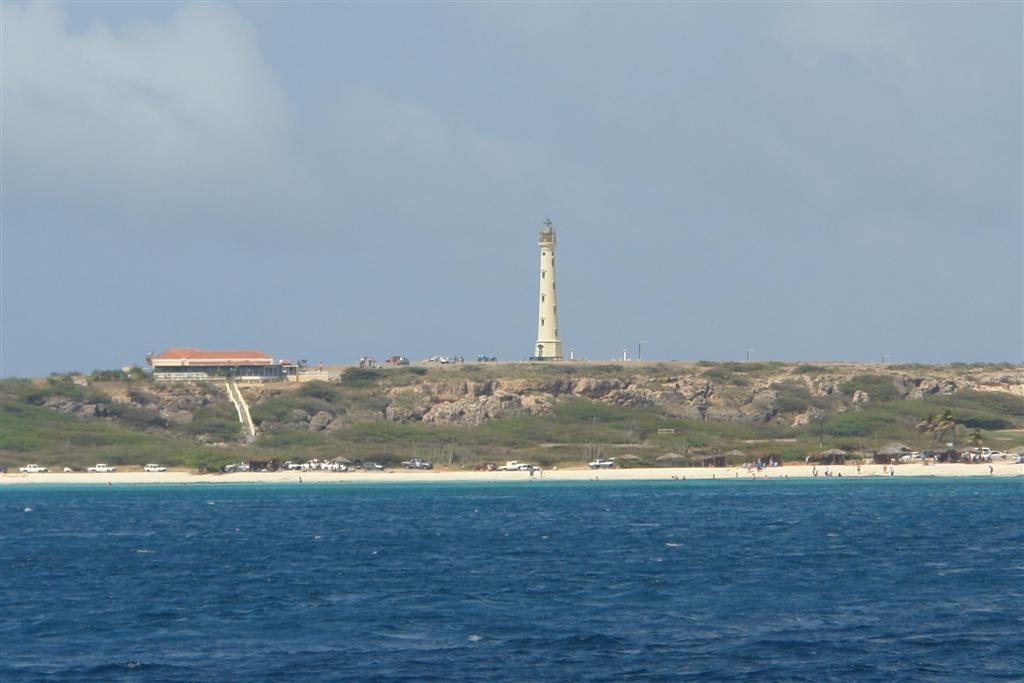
[{"xmin": 2, "ymin": 478, "xmax": 1022, "ymax": 681}]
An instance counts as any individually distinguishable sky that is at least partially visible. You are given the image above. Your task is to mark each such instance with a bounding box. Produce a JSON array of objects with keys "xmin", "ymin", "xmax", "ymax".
[{"xmin": 2, "ymin": 1, "xmax": 1022, "ymax": 376}]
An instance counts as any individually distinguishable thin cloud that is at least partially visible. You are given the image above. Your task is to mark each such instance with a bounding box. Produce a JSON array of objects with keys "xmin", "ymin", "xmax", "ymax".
[{"xmin": 2, "ymin": 1, "xmax": 317, "ymax": 230}]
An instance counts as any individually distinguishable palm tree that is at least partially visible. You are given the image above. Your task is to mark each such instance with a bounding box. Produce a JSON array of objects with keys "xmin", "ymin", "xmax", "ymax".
[
  {"xmin": 932, "ymin": 409, "xmax": 964, "ymax": 445},
  {"xmin": 968, "ymin": 427, "xmax": 983, "ymax": 451},
  {"xmin": 917, "ymin": 409, "xmax": 964, "ymax": 446}
]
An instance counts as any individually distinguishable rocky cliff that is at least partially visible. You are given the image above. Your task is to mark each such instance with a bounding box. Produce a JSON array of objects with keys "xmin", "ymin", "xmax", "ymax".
[{"xmin": 244, "ymin": 362, "xmax": 1023, "ymax": 433}]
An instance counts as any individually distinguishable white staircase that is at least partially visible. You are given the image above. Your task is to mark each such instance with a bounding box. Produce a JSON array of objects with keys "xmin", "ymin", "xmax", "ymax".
[{"xmin": 226, "ymin": 380, "xmax": 256, "ymax": 442}]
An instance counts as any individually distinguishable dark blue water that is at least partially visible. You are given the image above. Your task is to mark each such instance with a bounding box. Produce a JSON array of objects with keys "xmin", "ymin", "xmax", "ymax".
[{"xmin": 2, "ymin": 479, "xmax": 1022, "ymax": 681}]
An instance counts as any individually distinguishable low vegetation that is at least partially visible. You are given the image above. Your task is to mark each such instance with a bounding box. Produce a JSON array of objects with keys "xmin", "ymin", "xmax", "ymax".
[{"xmin": 2, "ymin": 361, "xmax": 1021, "ymax": 471}]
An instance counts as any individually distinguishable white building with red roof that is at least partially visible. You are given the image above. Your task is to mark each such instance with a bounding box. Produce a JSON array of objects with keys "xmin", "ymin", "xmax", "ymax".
[{"xmin": 147, "ymin": 347, "xmax": 294, "ymax": 381}]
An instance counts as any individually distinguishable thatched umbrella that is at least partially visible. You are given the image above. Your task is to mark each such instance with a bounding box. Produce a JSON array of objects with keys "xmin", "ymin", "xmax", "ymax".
[
  {"xmin": 616, "ymin": 454, "xmax": 642, "ymax": 468},
  {"xmin": 808, "ymin": 448, "xmax": 847, "ymax": 465},
  {"xmin": 656, "ymin": 453, "xmax": 686, "ymax": 465},
  {"xmin": 874, "ymin": 443, "xmax": 910, "ymax": 464},
  {"xmin": 330, "ymin": 456, "xmax": 353, "ymax": 464}
]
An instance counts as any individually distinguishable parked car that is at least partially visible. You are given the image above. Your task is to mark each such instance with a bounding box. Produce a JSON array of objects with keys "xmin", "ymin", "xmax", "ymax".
[
  {"xmin": 19, "ymin": 464, "xmax": 48, "ymax": 473},
  {"xmin": 402, "ymin": 459, "xmax": 433, "ymax": 470},
  {"xmin": 477, "ymin": 354, "xmax": 498, "ymax": 362},
  {"xmin": 362, "ymin": 462, "xmax": 384, "ymax": 471},
  {"xmin": 588, "ymin": 458, "xmax": 616, "ymax": 469},
  {"xmin": 87, "ymin": 463, "xmax": 117, "ymax": 473},
  {"xmin": 386, "ymin": 356, "xmax": 410, "ymax": 366},
  {"xmin": 144, "ymin": 464, "xmax": 168, "ymax": 472}
]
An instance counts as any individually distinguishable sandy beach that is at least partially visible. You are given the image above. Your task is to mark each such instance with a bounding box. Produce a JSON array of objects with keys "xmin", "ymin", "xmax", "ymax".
[{"xmin": 2, "ymin": 462, "xmax": 1020, "ymax": 485}]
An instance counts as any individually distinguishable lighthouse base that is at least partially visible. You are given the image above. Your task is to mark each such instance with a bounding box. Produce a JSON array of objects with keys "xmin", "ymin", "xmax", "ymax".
[{"xmin": 531, "ymin": 341, "xmax": 563, "ymax": 361}]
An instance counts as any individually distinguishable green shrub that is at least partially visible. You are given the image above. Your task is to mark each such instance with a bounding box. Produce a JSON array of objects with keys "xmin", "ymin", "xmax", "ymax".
[
  {"xmin": 792, "ymin": 364, "xmax": 828, "ymax": 375},
  {"xmin": 257, "ymin": 431, "xmax": 330, "ymax": 449},
  {"xmin": 840, "ymin": 374, "xmax": 900, "ymax": 402},
  {"xmin": 185, "ymin": 418, "xmax": 242, "ymax": 442},
  {"xmin": 822, "ymin": 409, "xmax": 899, "ymax": 437},
  {"xmin": 105, "ymin": 403, "xmax": 167, "ymax": 429},
  {"xmin": 299, "ymin": 381, "xmax": 343, "ymax": 401},
  {"xmin": 24, "ymin": 379, "xmax": 111, "ymax": 406},
  {"xmin": 250, "ymin": 397, "xmax": 296, "ymax": 424},
  {"xmin": 341, "ymin": 368, "xmax": 383, "ymax": 386},
  {"xmin": 774, "ymin": 381, "xmax": 812, "ymax": 413},
  {"xmin": 89, "ymin": 369, "xmax": 130, "ymax": 381}
]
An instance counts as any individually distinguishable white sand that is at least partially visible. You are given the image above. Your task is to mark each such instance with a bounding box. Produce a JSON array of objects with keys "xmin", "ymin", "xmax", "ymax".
[{"xmin": 2, "ymin": 462, "xmax": 1020, "ymax": 485}]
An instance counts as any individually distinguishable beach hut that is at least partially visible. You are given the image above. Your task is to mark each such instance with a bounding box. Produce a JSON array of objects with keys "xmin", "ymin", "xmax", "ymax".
[
  {"xmin": 806, "ymin": 448, "xmax": 847, "ymax": 465},
  {"xmin": 873, "ymin": 443, "xmax": 910, "ymax": 465},
  {"xmin": 687, "ymin": 454, "xmax": 727, "ymax": 467},
  {"xmin": 931, "ymin": 448, "xmax": 962, "ymax": 463}
]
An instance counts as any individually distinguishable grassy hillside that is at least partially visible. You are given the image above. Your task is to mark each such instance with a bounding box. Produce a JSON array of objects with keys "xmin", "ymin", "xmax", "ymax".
[{"xmin": 2, "ymin": 362, "xmax": 1021, "ymax": 471}]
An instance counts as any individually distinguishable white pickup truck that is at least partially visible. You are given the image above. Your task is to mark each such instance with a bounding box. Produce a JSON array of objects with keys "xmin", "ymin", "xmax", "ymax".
[
  {"xmin": 401, "ymin": 459, "xmax": 433, "ymax": 470},
  {"xmin": 18, "ymin": 464, "xmax": 48, "ymax": 473},
  {"xmin": 499, "ymin": 461, "xmax": 535, "ymax": 471},
  {"xmin": 87, "ymin": 463, "xmax": 117, "ymax": 473},
  {"xmin": 588, "ymin": 458, "xmax": 616, "ymax": 469},
  {"xmin": 143, "ymin": 464, "xmax": 167, "ymax": 472}
]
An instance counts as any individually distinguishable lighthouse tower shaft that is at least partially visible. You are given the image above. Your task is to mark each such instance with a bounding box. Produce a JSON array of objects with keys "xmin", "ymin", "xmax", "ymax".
[{"xmin": 535, "ymin": 219, "xmax": 563, "ymax": 360}]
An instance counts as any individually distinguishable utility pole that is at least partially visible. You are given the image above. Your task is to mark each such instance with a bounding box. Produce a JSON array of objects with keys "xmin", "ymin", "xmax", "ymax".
[
  {"xmin": 638, "ymin": 340, "xmax": 647, "ymax": 361},
  {"xmin": 746, "ymin": 348, "xmax": 755, "ymax": 361}
]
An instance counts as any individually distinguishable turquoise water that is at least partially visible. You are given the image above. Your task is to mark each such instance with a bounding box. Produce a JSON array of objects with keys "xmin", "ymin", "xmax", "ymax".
[{"xmin": 2, "ymin": 478, "xmax": 1022, "ymax": 680}]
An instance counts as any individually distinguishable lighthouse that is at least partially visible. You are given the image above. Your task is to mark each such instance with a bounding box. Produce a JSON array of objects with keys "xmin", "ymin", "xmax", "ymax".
[{"xmin": 534, "ymin": 218, "xmax": 563, "ymax": 360}]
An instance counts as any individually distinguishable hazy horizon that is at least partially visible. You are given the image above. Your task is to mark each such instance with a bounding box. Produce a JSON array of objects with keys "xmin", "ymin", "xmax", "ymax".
[{"xmin": 3, "ymin": 1, "xmax": 1022, "ymax": 377}]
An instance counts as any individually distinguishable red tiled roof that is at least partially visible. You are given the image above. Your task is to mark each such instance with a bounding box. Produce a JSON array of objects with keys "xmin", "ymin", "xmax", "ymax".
[{"xmin": 153, "ymin": 347, "xmax": 273, "ymax": 362}]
